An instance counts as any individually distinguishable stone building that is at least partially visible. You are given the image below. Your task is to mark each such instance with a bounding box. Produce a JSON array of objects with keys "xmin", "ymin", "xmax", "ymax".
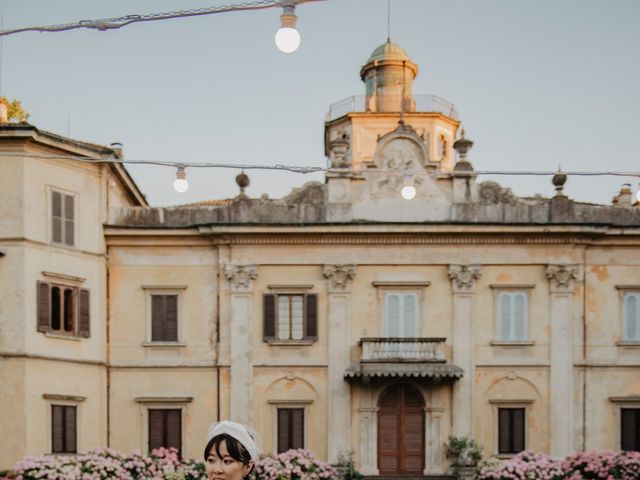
[{"xmin": 1, "ymin": 41, "xmax": 640, "ymax": 474}]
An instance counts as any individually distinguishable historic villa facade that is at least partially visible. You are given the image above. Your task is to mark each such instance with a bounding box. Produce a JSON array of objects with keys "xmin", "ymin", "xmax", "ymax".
[{"xmin": 1, "ymin": 41, "xmax": 639, "ymax": 474}]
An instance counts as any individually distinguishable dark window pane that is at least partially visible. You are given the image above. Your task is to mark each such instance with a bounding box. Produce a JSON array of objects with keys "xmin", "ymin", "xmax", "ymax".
[
  {"xmin": 151, "ymin": 295, "xmax": 178, "ymax": 342},
  {"xmin": 498, "ymin": 408, "xmax": 525, "ymax": 454},
  {"xmin": 63, "ymin": 289, "xmax": 74, "ymax": 332},
  {"xmin": 149, "ymin": 409, "xmax": 182, "ymax": 455},
  {"xmin": 52, "ymin": 405, "xmax": 76, "ymax": 453},
  {"xmin": 51, "ymin": 287, "xmax": 61, "ymax": 330},
  {"xmin": 277, "ymin": 408, "xmax": 304, "ymax": 453},
  {"xmin": 621, "ymin": 408, "xmax": 640, "ymax": 452}
]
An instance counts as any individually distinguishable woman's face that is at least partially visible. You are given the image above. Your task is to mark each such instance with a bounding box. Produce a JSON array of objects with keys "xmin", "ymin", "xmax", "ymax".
[{"xmin": 205, "ymin": 439, "xmax": 253, "ymax": 480}]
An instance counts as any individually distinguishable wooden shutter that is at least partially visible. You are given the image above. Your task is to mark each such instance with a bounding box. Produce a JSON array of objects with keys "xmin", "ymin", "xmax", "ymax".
[
  {"xmin": 64, "ymin": 194, "xmax": 75, "ymax": 246},
  {"xmin": 37, "ymin": 281, "xmax": 51, "ymax": 332},
  {"xmin": 498, "ymin": 408, "xmax": 510, "ymax": 454},
  {"xmin": 52, "ymin": 191, "xmax": 63, "ymax": 243},
  {"xmin": 51, "ymin": 405, "xmax": 64, "ymax": 453},
  {"xmin": 148, "ymin": 409, "xmax": 164, "ymax": 452},
  {"xmin": 65, "ymin": 406, "xmax": 77, "ymax": 453},
  {"xmin": 151, "ymin": 295, "xmax": 165, "ymax": 341},
  {"xmin": 277, "ymin": 408, "xmax": 289, "ymax": 453},
  {"xmin": 166, "ymin": 409, "xmax": 182, "ymax": 455},
  {"xmin": 78, "ymin": 289, "xmax": 90, "ymax": 338},
  {"xmin": 621, "ymin": 408, "xmax": 639, "ymax": 451},
  {"xmin": 404, "ymin": 407, "xmax": 425, "ymax": 473},
  {"xmin": 263, "ymin": 294, "xmax": 276, "ymax": 341},
  {"xmin": 512, "ymin": 408, "xmax": 525, "ymax": 452},
  {"xmin": 305, "ymin": 294, "xmax": 317, "ymax": 340},
  {"xmin": 165, "ymin": 295, "xmax": 178, "ymax": 342},
  {"xmin": 291, "ymin": 408, "xmax": 304, "ymax": 449}
]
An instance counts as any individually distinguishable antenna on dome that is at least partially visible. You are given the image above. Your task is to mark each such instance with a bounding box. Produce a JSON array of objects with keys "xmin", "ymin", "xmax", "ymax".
[{"xmin": 387, "ymin": 0, "xmax": 391, "ymax": 42}]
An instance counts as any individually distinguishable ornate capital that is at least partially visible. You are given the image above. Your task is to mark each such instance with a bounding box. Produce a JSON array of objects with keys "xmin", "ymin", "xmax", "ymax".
[
  {"xmin": 323, "ymin": 264, "xmax": 356, "ymax": 293},
  {"xmin": 448, "ymin": 264, "xmax": 482, "ymax": 292},
  {"xmin": 224, "ymin": 264, "xmax": 258, "ymax": 292},
  {"xmin": 546, "ymin": 264, "xmax": 579, "ymax": 292}
]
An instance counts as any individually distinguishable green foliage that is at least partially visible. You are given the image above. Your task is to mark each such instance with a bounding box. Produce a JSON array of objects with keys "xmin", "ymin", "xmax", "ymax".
[
  {"xmin": 0, "ymin": 96, "xmax": 29, "ymax": 122},
  {"xmin": 444, "ymin": 435, "xmax": 483, "ymax": 466},
  {"xmin": 335, "ymin": 451, "xmax": 364, "ymax": 480}
]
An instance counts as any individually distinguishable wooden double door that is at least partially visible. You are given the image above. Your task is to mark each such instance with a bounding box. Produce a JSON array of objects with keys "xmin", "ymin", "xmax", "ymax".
[{"xmin": 378, "ymin": 383, "xmax": 425, "ymax": 475}]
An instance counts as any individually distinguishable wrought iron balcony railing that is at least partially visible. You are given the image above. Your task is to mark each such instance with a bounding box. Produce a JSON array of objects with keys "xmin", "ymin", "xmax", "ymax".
[
  {"xmin": 358, "ymin": 337, "xmax": 447, "ymax": 363},
  {"xmin": 326, "ymin": 95, "xmax": 459, "ymax": 122}
]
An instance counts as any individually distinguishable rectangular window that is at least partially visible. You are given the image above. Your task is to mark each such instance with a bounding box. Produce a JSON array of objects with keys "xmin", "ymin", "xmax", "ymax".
[
  {"xmin": 384, "ymin": 293, "xmax": 417, "ymax": 337},
  {"xmin": 498, "ymin": 408, "xmax": 525, "ymax": 454},
  {"xmin": 37, "ymin": 281, "xmax": 90, "ymax": 337},
  {"xmin": 148, "ymin": 409, "xmax": 182, "ymax": 455},
  {"xmin": 51, "ymin": 405, "xmax": 77, "ymax": 453},
  {"xmin": 497, "ymin": 292, "xmax": 528, "ymax": 341},
  {"xmin": 263, "ymin": 293, "xmax": 317, "ymax": 342},
  {"xmin": 51, "ymin": 190, "xmax": 75, "ymax": 246},
  {"xmin": 623, "ymin": 293, "xmax": 640, "ymax": 342},
  {"xmin": 151, "ymin": 294, "xmax": 178, "ymax": 342},
  {"xmin": 621, "ymin": 408, "xmax": 640, "ymax": 451},
  {"xmin": 277, "ymin": 408, "xmax": 304, "ymax": 453}
]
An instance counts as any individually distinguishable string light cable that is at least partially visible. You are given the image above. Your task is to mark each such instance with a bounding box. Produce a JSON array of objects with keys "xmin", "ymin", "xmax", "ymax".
[
  {"xmin": 0, "ymin": 1, "xmax": 326, "ymax": 36},
  {"xmin": 1, "ymin": 152, "xmax": 639, "ymax": 178}
]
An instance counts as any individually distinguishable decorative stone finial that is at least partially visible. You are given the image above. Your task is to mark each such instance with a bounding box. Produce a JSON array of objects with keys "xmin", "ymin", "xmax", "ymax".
[
  {"xmin": 236, "ymin": 170, "xmax": 250, "ymax": 195},
  {"xmin": 329, "ymin": 129, "xmax": 351, "ymax": 169},
  {"xmin": 453, "ymin": 129, "xmax": 474, "ymax": 161},
  {"xmin": 552, "ymin": 167, "xmax": 567, "ymax": 196}
]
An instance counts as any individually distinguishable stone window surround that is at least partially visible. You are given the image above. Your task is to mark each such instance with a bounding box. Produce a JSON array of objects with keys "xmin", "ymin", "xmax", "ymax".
[
  {"xmin": 489, "ymin": 285, "xmax": 535, "ymax": 346},
  {"xmin": 268, "ymin": 399, "xmax": 312, "ymax": 454},
  {"xmin": 47, "ymin": 185, "xmax": 78, "ymax": 249},
  {"xmin": 609, "ymin": 396, "xmax": 640, "ymax": 450},
  {"xmin": 135, "ymin": 396, "xmax": 193, "ymax": 454},
  {"xmin": 489, "ymin": 398, "xmax": 534, "ymax": 458},
  {"xmin": 141, "ymin": 286, "xmax": 187, "ymax": 347},
  {"xmin": 43, "ymin": 393, "xmax": 86, "ymax": 454},
  {"xmin": 615, "ymin": 286, "xmax": 640, "ymax": 346},
  {"xmin": 266, "ymin": 285, "xmax": 316, "ymax": 345},
  {"xmin": 372, "ymin": 281, "xmax": 431, "ymax": 337}
]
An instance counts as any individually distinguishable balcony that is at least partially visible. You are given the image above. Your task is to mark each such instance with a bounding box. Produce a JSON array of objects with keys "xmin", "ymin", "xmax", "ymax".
[
  {"xmin": 345, "ymin": 338, "xmax": 463, "ymax": 382},
  {"xmin": 326, "ymin": 95, "xmax": 459, "ymax": 122}
]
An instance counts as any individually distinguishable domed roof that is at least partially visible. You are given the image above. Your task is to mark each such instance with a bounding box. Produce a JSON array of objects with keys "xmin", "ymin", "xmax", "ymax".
[{"xmin": 366, "ymin": 40, "xmax": 411, "ymax": 63}]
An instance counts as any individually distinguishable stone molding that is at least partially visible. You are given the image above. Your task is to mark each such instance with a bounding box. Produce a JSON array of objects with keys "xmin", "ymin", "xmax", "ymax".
[
  {"xmin": 323, "ymin": 264, "xmax": 356, "ymax": 293},
  {"xmin": 448, "ymin": 264, "xmax": 482, "ymax": 292},
  {"xmin": 223, "ymin": 264, "xmax": 258, "ymax": 292},
  {"xmin": 546, "ymin": 264, "xmax": 579, "ymax": 292}
]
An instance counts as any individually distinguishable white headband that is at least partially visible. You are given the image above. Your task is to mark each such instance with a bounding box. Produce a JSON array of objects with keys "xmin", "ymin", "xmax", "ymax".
[{"xmin": 207, "ymin": 420, "xmax": 258, "ymax": 461}]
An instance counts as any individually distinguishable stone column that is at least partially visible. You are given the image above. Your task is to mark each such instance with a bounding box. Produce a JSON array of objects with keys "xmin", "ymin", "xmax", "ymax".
[
  {"xmin": 358, "ymin": 405, "xmax": 379, "ymax": 475},
  {"xmin": 448, "ymin": 264, "xmax": 482, "ymax": 437},
  {"xmin": 323, "ymin": 264, "xmax": 356, "ymax": 463},
  {"xmin": 546, "ymin": 264, "xmax": 579, "ymax": 457},
  {"xmin": 223, "ymin": 264, "xmax": 258, "ymax": 425},
  {"xmin": 425, "ymin": 406, "xmax": 444, "ymax": 474}
]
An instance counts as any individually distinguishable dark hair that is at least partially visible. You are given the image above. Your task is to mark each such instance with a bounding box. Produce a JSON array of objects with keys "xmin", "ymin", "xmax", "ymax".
[{"xmin": 204, "ymin": 433, "xmax": 253, "ymax": 468}]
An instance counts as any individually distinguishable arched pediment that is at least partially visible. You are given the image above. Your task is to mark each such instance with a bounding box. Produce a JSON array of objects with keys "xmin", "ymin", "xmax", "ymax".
[{"xmin": 372, "ymin": 121, "xmax": 430, "ymax": 170}]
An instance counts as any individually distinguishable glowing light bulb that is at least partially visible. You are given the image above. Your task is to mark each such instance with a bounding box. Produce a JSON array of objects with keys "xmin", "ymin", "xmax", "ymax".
[
  {"xmin": 173, "ymin": 165, "xmax": 189, "ymax": 193},
  {"xmin": 275, "ymin": 27, "xmax": 300, "ymax": 53},
  {"xmin": 401, "ymin": 173, "xmax": 416, "ymax": 200}
]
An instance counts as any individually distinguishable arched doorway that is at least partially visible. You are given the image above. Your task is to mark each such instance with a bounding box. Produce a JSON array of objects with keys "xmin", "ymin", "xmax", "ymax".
[{"xmin": 378, "ymin": 383, "xmax": 425, "ymax": 475}]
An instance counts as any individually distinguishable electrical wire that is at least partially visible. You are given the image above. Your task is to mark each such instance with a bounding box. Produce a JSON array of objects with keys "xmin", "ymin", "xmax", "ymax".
[
  {"xmin": 0, "ymin": 0, "xmax": 326, "ymax": 36},
  {"xmin": 0, "ymin": 152, "xmax": 638, "ymax": 178}
]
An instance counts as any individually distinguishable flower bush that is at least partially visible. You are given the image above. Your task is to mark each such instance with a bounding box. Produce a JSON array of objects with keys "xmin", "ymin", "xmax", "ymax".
[
  {"xmin": 251, "ymin": 449, "xmax": 337, "ymax": 480},
  {"xmin": 7, "ymin": 447, "xmax": 206, "ymax": 480},
  {"xmin": 477, "ymin": 450, "xmax": 640, "ymax": 480}
]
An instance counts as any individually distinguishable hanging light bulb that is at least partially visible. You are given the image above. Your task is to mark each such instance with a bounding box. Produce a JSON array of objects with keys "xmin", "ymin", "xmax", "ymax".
[
  {"xmin": 275, "ymin": 0, "xmax": 300, "ymax": 53},
  {"xmin": 401, "ymin": 172, "xmax": 416, "ymax": 200},
  {"xmin": 173, "ymin": 165, "xmax": 189, "ymax": 193}
]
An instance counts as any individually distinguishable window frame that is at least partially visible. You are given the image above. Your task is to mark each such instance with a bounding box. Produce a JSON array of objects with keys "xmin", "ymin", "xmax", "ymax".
[
  {"xmin": 269, "ymin": 400, "xmax": 312, "ymax": 454},
  {"xmin": 142, "ymin": 286, "xmax": 187, "ymax": 346},
  {"xmin": 264, "ymin": 285, "xmax": 317, "ymax": 345},
  {"xmin": 490, "ymin": 285, "xmax": 535, "ymax": 345},
  {"xmin": 43, "ymin": 393, "xmax": 85, "ymax": 455},
  {"xmin": 489, "ymin": 399, "xmax": 533, "ymax": 458},
  {"xmin": 37, "ymin": 275, "xmax": 90, "ymax": 339},
  {"xmin": 48, "ymin": 187, "xmax": 78, "ymax": 248},
  {"xmin": 372, "ymin": 282, "xmax": 430, "ymax": 339},
  {"xmin": 610, "ymin": 396, "xmax": 640, "ymax": 451},
  {"xmin": 616, "ymin": 287, "xmax": 640, "ymax": 344},
  {"xmin": 136, "ymin": 397, "xmax": 192, "ymax": 455}
]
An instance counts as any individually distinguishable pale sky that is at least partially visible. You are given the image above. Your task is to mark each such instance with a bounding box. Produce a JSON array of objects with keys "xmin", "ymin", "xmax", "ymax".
[{"xmin": 2, "ymin": 0, "xmax": 639, "ymax": 207}]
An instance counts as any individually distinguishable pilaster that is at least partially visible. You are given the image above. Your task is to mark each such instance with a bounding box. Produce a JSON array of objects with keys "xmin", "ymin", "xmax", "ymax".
[
  {"xmin": 546, "ymin": 264, "xmax": 579, "ymax": 457},
  {"xmin": 223, "ymin": 264, "xmax": 258, "ymax": 425},
  {"xmin": 448, "ymin": 264, "xmax": 482, "ymax": 437},
  {"xmin": 323, "ymin": 264, "xmax": 356, "ymax": 462}
]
